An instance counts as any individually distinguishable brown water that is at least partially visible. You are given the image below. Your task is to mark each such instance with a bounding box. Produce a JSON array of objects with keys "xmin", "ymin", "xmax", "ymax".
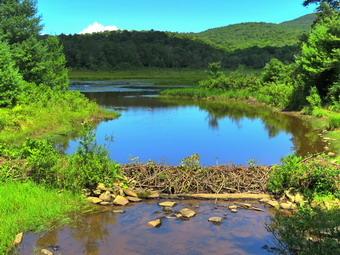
[{"xmin": 18, "ymin": 200, "xmax": 278, "ymax": 255}]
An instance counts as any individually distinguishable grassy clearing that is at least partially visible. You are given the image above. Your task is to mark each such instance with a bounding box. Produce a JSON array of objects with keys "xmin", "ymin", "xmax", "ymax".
[{"xmin": 0, "ymin": 181, "xmax": 90, "ymax": 254}]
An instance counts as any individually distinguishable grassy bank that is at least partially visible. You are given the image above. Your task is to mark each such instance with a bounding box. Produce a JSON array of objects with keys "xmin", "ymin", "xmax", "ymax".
[
  {"xmin": 0, "ymin": 88, "xmax": 119, "ymax": 144},
  {"xmin": 69, "ymin": 68, "xmax": 260, "ymax": 85},
  {"xmin": 0, "ymin": 181, "xmax": 90, "ymax": 254}
]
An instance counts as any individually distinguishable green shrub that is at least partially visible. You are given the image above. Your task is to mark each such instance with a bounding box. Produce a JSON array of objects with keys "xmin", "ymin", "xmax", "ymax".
[
  {"xmin": 66, "ymin": 130, "xmax": 122, "ymax": 190},
  {"xmin": 268, "ymin": 205, "xmax": 340, "ymax": 255},
  {"xmin": 268, "ymin": 154, "xmax": 339, "ymax": 198},
  {"xmin": 257, "ymin": 81, "xmax": 294, "ymax": 108}
]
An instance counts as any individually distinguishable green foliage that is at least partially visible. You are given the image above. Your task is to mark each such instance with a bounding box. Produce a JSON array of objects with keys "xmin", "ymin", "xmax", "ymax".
[
  {"xmin": 297, "ymin": 10, "xmax": 340, "ymax": 99},
  {"xmin": 327, "ymin": 115, "xmax": 340, "ymax": 130},
  {"xmin": 268, "ymin": 205, "xmax": 340, "ymax": 255},
  {"xmin": 257, "ymin": 81, "xmax": 294, "ymax": 108},
  {"xmin": 0, "ymin": 181, "xmax": 88, "ymax": 254},
  {"xmin": 0, "ymin": 41, "xmax": 24, "ymax": 106},
  {"xmin": 261, "ymin": 58, "xmax": 287, "ymax": 83},
  {"xmin": 268, "ymin": 154, "xmax": 340, "ymax": 198},
  {"xmin": 66, "ymin": 130, "xmax": 122, "ymax": 190},
  {"xmin": 306, "ymin": 86, "xmax": 322, "ymax": 108},
  {"xmin": 0, "ymin": 0, "xmax": 69, "ymax": 91}
]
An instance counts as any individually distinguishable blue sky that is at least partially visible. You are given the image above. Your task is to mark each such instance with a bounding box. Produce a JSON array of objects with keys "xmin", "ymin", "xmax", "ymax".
[{"xmin": 37, "ymin": 0, "xmax": 317, "ymax": 35}]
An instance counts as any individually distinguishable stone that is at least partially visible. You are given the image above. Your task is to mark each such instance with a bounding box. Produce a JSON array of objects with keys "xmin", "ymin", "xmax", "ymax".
[
  {"xmin": 112, "ymin": 209, "xmax": 125, "ymax": 214},
  {"xmin": 147, "ymin": 219, "xmax": 162, "ymax": 228},
  {"xmin": 260, "ymin": 198, "xmax": 270, "ymax": 203},
  {"xmin": 99, "ymin": 191, "xmax": 113, "ymax": 202},
  {"xmin": 163, "ymin": 207, "xmax": 173, "ymax": 213},
  {"xmin": 328, "ymin": 152, "xmax": 336, "ymax": 157},
  {"xmin": 175, "ymin": 213, "xmax": 182, "ymax": 218},
  {"xmin": 228, "ymin": 205, "xmax": 237, "ymax": 210},
  {"xmin": 87, "ymin": 197, "xmax": 102, "ymax": 204},
  {"xmin": 148, "ymin": 191, "xmax": 160, "ymax": 198},
  {"xmin": 13, "ymin": 232, "xmax": 23, "ymax": 246},
  {"xmin": 267, "ymin": 200, "xmax": 280, "ymax": 209},
  {"xmin": 93, "ymin": 189, "xmax": 102, "ymax": 196},
  {"xmin": 179, "ymin": 208, "xmax": 196, "ymax": 218},
  {"xmin": 324, "ymin": 146, "xmax": 330, "ymax": 151},
  {"xmin": 40, "ymin": 249, "xmax": 54, "ymax": 255},
  {"xmin": 100, "ymin": 202, "xmax": 111, "ymax": 206},
  {"xmin": 97, "ymin": 183, "xmax": 107, "ymax": 191},
  {"xmin": 123, "ymin": 189, "xmax": 138, "ymax": 197},
  {"xmin": 230, "ymin": 209, "xmax": 238, "ymax": 213},
  {"xmin": 113, "ymin": 195, "xmax": 129, "ymax": 206},
  {"xmin": 126, "ymin": 196, "xmax": 142, "ymax": 202},
  {"xmin": 285, "ymin": 190, "xmax": 296, "ymax": 203},
  {"xmin": 159, "ymin": 201, "xmax": 177, "ymax": 208},
  {"xmin": 323, "ymin": 137, "xmax": 332, "ymax": 141},
  {"xmin": 208, "ymin": 217, "xmax": 223, "ymax": 223},
  {"xmin": 280, "ymin": 202, "xmax": 296, "ymax": 210},
  {"xmin": 294, "ymin": 193, "xmax": 304, "ymax": 204}
]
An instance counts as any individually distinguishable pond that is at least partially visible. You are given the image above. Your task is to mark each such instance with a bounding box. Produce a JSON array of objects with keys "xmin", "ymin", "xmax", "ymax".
[
  {"xmin": 18, "ymin": 200, "xmax": 278, "ymax": 255},
  {"xmin": 64, "ymin": 80, "xmax": 324, "ymax": 166}
]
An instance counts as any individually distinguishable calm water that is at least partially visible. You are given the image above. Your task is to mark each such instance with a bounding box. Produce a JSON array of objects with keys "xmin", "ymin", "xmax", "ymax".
[
  {"xmin": 18, "ymin": 200, "xmax": 278, "ymax": 255},
  {"xmin": 63, "ymin": 80, "xmax": 324, "ymax": 166}
]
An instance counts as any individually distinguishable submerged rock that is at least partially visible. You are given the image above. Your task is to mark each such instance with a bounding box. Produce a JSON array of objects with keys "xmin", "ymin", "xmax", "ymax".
[
  {"xmin": 159, "ymin": 201, "xmax": 177, "ymax": 208},
  {"xmin": 87, "ymin": 197, "xmax": 102, "ymax": 204},
  {"xmin": 112, "ymin": 209, "xmax": 125, "ymax": 214},
  {"xmin": 179, "ymin": 208, "xmax": 196, "ymax": 218},
  {"xmin": 113, "ymin": 195, "xmax": 129, "ymax": 206},
  {"xmin": 147, "ymin": 219, "xmax": 162, "ymax": 228}
]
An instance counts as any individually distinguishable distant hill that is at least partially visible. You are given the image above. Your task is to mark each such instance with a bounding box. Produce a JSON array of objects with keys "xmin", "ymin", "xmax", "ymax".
[
  {"xmin": 59, "ymin": 14, "xmax": 316, "ymax": 70},
  {"xmin": 190, "ymin": 14, "xmax": 316, "ymax": 51}
]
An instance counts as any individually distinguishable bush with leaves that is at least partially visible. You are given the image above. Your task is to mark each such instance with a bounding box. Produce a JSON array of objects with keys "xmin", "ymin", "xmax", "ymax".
[
  {"xmin": 65, "ymin": 130, "xmax": 122, "ymax": 190},
  {"xmin": 268, "ymin": 154, "xmax": 340, "ymax": 198}
]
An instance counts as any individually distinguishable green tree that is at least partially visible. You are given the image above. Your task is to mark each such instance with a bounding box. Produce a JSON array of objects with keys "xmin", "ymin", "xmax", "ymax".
[
  {"xmin": 297, "ymin": 10, "xmax": 340, "ymax": 99},
  {"xmin": 0, "ymin": 0, "xmax": 69, "ymax": 90},
  {"xmin": 0, "ymin": 0, "xmax": 42, "ymax": 44},
  {"xmin": 0, "ymin": 41, "xmax": 25, "ymax": 106},
  {"xmin": 303, "ymin": 0, "xmax": 340, "ymax": 11}
]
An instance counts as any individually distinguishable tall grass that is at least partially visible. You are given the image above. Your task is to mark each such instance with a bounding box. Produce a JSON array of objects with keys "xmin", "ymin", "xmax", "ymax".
[{"xmin": 0, "ymin": 181, "xmax": 89, "ymax": 254}]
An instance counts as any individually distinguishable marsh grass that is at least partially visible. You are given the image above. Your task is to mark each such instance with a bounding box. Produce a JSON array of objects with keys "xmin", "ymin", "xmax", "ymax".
[{"xmin": 0, "ymin": 181, "xmax": 89, "ymax": 254}]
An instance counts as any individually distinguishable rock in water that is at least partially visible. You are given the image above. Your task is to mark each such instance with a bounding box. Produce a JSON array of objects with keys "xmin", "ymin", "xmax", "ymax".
[
  {"xmin": 159, "ymin": 201, "xmax": 177, "ymax": 208},
  {"xmin": 13, "ymin": 232, "xmax": 23, "ymax": 246},
  {"xmin": 40, "ymin": 249, "xmax": 54, "ymax": 255},
  {"xmin": 147, "ymin": 219, "xmax": 162, "ymax": 228},
  {"xmin": 113, "ymin": 195, "xmax": 129, "ymax": 206},
  {"xmin": 208, "ymin": 217, "xmax": 223, "ymax": 223},
  {"xmin": 126, "ymin": 196, "xmax": 142, "ymax": 202},
  {"xmin": 112, "ymin": 209, "xmax": 125, "ymax": 214},
  {"xmin": 179, "ymin": 208, "xmax": 196, "ymax": 218}
]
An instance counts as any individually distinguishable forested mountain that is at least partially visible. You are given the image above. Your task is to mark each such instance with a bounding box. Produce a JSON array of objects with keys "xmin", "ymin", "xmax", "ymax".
[
  {"xmin": 59, "ymin": 14, "xmax": 315, "ymax": 70},
  {"xmin": 193, "ymin": 14, "xmax": 316, "ymax": 51}
]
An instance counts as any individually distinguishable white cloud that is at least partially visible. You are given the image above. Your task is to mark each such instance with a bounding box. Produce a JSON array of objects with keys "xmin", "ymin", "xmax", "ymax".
[{"xmin": 79, "ymin": 22, "xmax": 119, "ymax": 34}]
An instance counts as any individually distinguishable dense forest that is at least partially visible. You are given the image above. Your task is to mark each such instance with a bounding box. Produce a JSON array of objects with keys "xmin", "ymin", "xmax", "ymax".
[{"xmin": 58, "ymin": 14, "xmax": 315, "ymax": 70}]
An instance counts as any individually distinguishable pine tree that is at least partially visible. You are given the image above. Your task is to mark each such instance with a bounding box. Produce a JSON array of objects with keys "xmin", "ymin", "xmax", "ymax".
[{"xmin": 0, "ymin": 41, "xmax": 25, "ymax": 106}]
